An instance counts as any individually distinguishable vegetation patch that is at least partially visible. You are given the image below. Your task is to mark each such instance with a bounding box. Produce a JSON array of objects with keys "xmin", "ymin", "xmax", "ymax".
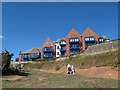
[
  {"xmin": 54, "ymin": 65, "xmax": 61, "ymax": 71},
  {"xmin": 23, "ymin": 49, "xmax": 119, "ymax": 70}
]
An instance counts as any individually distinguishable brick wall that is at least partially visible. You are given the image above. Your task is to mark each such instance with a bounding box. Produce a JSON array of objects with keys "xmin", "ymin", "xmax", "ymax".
[
  {"xmin": 41, "ymin": 38, "xmax": 55, "ymax": 58},
  {"xmin": 66, "ymin": 28, "xmax": 81, "ymax": 55},
  {"xmin": 82, "ymin": 27, "xmax": 98, "ymax": 50}
]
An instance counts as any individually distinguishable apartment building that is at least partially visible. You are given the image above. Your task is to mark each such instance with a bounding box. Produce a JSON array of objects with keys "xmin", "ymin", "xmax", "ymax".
[{"xmin": 18, "ymin": 27, "xmax": 109, "ymax": 61}]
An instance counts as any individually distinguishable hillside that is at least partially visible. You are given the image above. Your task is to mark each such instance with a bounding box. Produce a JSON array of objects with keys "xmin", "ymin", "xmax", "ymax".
[
  {"xmin": 81, "ymin": 39, "xmax": 119, "ymax": 55},
  {"xmin": 24, "ymin": 49, "xmax": 119, "ymax": 70}
]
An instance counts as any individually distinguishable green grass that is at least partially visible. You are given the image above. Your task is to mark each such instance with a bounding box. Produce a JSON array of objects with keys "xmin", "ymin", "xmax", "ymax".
[
  {"xmin": 23, "ymin": 49, "xmax": 119, "ymax": 70},
  {"xmin": 2, "ymin": 69, "xmax": 118, "ymax": 88},
  {"xmin": 2, "ymin": 49, "xmax": 119, "ymax": 88}
]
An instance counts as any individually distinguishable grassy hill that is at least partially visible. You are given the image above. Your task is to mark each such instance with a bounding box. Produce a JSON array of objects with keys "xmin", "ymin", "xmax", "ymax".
[
  {"xmin": 24, "ymin": 49, "xmax": 119, "ymax": 70},
  {"xmin": 2, "ymin": 49, "xmax": 119, "ymax": 88}
]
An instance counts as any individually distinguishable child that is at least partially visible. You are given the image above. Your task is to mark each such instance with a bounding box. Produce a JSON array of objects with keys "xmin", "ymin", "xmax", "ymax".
[{"xmin": 71, "ymin": 65, "xmax": 75, "ymax": 75}]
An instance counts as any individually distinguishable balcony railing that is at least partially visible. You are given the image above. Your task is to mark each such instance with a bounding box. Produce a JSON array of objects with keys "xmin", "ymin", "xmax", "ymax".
[
  {"xmin": 99, "ymin": 38, "xmax": 106, "ymax": 43},
  {"xmin": 69, "ymin": 44, "xmax": 80, "ymax": 49},
  {"xmin": 60, "ymin": 52, "xmax": 66, "ymax": 56},
  {"xmin": 43, "ymin": 47, "xmax": 53, "ymax": 52},
  {"xmin": 43, "ymin": 53, "xmax": 53, "ymax": 58},
  {"xmin": 59, "ymin": 41, "xmax": 66, "ymax": 46},
  {"xmin": 23, "ymin": 55, "xmax": 28, "ymax": 59},
  {"xmin": 69, "ymin": 50, "xmax": 80, "ymax": 54},
  {"xmin": 69, "ymin": 38, "xmax": 80, "ymax": 43},
  {"xmin": 30, "ymin": 53, "xmax": 39, "ymax": 58},
  {"xmin": 60, "ymin": 47, "xmax": 66, "ymax": 51},
  {"xmin": 85, "ymin": 37, "xmax": 95, "ymax": 42},
  {"xmin": 85, "ymin": 43, "xmax": 96, "ymax": 49}
]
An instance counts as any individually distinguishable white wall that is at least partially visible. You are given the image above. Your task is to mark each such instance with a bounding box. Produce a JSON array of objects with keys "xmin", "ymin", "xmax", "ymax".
[{"xmin": 55, "ymin": 42, "xmax": 61, "ymax": 57}]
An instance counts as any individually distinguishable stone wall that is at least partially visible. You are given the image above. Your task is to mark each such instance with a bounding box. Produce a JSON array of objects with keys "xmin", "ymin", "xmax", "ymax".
[{"xmin": 81, "ymin": 40, "xmax": 119, "ymax": 55}]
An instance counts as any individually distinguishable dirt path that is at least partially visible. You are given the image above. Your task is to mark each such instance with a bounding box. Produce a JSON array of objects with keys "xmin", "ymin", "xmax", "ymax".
[{"xmin": 34, "ymin": 66, "xmax": 119, "ymax": 80}]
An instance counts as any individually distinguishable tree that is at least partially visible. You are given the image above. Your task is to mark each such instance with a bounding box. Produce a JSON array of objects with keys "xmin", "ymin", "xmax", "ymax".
[{"xmin": 0, "ymin": 50, "xmax": 14, "ymax": 71}]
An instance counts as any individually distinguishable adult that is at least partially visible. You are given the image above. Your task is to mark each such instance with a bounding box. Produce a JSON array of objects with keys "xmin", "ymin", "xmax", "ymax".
[{"xmin": 67, "ymin": 64, "xmax": 71, "ymax": 74}]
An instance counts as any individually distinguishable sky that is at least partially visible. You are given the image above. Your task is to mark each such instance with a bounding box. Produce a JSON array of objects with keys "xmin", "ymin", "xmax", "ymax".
[{"xmin": 2, "ymin": 2, "xmax": 118, "ymax": 60}]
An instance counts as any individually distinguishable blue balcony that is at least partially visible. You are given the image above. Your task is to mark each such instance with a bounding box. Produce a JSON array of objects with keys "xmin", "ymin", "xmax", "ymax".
[
  {"xmin": 60, "ymin": 47, "xmax": 66, "ymax": 52},
  {"xmin": 85, "ymin": 37, "xmax": 95, "ymax": 42},
  {"xmin": 21, "ymin": 55, "xmax": 24, "ymax": 59},
  {"xmin": 99, "ymin": 38, "xmax": 106, "ymax": 43},
  {"xmin": 43, "ymin": 47, "xmax": 53, "ymax": 52},
  {"xmin": 69, "ymin": 50, "xmax": 80, "ymax": 54},
  {"xmin": 59, "ymin": 41, "xmax": 66, "ymax": 46},
  {"xmin": 23, "ymin": 55, "xmax": 28, "ymax": 59},
  {"xmin": 43, "ymin": 53, "xmax": 53, "ymax": 58},
  {"xmin": 69, "ymin": 38, "xmax": 80, "ymax": 43},
  {"xmin": 30, "ymin": 53, "xmax": 39, "ymax": 58},
  {"xmin": 69, "ymin": 44, "xmax": 80, "ymax": 49},
  {"xmin": 60, "ymin": 52, "xmax": 66, "ymax": 56},
  {"xmin": 85, "ymin": 43, "xmax": 96, "ymax": 49}
]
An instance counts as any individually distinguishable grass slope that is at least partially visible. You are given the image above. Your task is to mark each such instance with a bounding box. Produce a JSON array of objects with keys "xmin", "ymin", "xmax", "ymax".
[
  {"xmin": 2, "ymin": 70, "xmax": 118, "ymax": 88},
  {"xmin": 24, "ymin": 49, "xmax": 119, "ymax": 70}
]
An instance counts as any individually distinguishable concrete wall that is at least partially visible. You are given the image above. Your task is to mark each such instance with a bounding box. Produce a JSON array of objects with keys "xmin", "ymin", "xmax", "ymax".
[{"xmin": 81, "ymin": 40, "xmax": 119, "ymax": 55}]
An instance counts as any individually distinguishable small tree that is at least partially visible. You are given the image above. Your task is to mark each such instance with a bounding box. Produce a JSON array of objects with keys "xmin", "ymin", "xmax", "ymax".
[{"xmin": 0, "ymin": 50, "xmax": 14, "ymax": 71}]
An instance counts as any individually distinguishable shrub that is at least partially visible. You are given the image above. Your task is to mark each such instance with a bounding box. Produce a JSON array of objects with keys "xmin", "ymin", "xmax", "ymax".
[
  {"xmin": 1, "ymin": 50, "xmax": 14, "ymax": 71},
  {"xmin": 113, "ymin": 60, "xmax": 120, "ymax": 67},
  {"xmin": 81, "ymin": 62, "xmax": 84, "ymax": 66},
  {"xmin": 54, "ymin": 65, "xmax": 60, "ymax": 71}
]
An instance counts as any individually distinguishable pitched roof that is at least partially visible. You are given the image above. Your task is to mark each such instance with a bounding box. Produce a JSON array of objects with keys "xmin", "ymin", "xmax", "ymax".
[
  {"xmin": 82, "ymin": 27, "xmax": 97, "ymax": 37},
  {"xmin": 66, "ymin": 28, "xmax": 81, "ymax": 38},
  {"xmin": 56, "ymin": 37, "xmax": 66, "ymax": 42},
  {"xmin": 42, "ymin": 38, "xmax": 55, "ymax": 48},
  {"xmin": 98, "ymin": 35, "xmax": 109, "ymax": 40},
  {"xmin": 21, "ymin": 47, "xmax": 41, "ymax": 54}
]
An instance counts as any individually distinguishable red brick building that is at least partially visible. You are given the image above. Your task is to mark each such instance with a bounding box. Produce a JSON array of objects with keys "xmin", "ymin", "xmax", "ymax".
[
  {"xmin": 66, "ymin": 28, "xmax": 82, "ymax": 55},
  {"xmin": 82, "ymin": 27, "xmax": 99, "ymax": 50},
  {"xmin": 18, "ymin": 27, "xmax": 109, "ymax": 61},
  {"xmin": 41, "ymin": 38, "xmax": 55, "ymax": 59}
]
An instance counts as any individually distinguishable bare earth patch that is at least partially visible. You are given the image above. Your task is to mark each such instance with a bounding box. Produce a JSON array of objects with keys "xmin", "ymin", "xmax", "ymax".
[
  {"xmin": 2, "ymin": 76, "xmax": 25, "ymax": 81},
  {"xmin": 34, "ymin": 66, "xmax": 119, "ymax": 80}
]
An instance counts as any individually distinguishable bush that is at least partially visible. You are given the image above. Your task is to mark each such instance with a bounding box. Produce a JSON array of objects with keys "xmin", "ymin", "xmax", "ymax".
[
  {"xmin": 34, "ymin": 58, "xmax": 47, "ymax": 62},
  {"xmin": 81, "ymin": 62, "xmax": 84, "ymax": 66},
  {"xmin": 1, "ymin": 50, "xmax": 14, "ymax": 71},
  {"xmin": 113, "ymin": 60, "xmax": 120, "ymax": 67},
  {"xmin": 54, "ymin": 65, "xmax": 60, "ymax": 71}
]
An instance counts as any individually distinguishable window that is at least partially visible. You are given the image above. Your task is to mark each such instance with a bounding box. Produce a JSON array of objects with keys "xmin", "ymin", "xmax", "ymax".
[
  {"xmin": 73, "ymin": 39, "xmax": 74, "ymax": 42},
  {"xmin": 57, "ymin": 46, "xmax": 59, "ymax": 49},
  {"xmin": 57, "ymin": 52, "xmax": 59, "ymax": 55}
]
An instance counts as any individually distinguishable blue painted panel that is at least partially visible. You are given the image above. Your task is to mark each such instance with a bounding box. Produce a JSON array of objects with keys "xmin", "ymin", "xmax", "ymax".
[
  {"xmin": 85, "ymin": 42, "xmax": 96, "ymax": 49},
  {"xmin": 69, "ymin": 50, "xmax": 80, "ymax": 54},
  {"xmin": 60, "ymin": 46, "xmax": 66, "ymax": 51},
  {"xmin": 21, "ymin": 55, "xmax": 24, "ymax": 59},
  {"xmin": 99, "ymin": 38, "xmax": 106, "ymax": 43},
  {"xmin": 59, "ymin": 41, "xmax": 66, "ymax": 45},
  {"xmin": 23, "ymin": 55, "xmax": 28, "ymax": 59},
  {"xmin": 43, "ymin": 47, "xmax": 53, "ymax": 52},
  {"xmin": 43, "ymin": 52, "xmax": 53, "ymax": 58},
  {"xmin": 84, "ymin": 37, "xmax": 95, "ymax": 42},
  {"xmin": 30, "ymin": 53, "xmax": 39, "ymax": 58},
  {"xmin": 69, "ymin": 38, "xmax": 80, "ymax": 43},
  {"xmin": 69, "ymin": 44, "xmax": 80, "ymax": 49}
]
